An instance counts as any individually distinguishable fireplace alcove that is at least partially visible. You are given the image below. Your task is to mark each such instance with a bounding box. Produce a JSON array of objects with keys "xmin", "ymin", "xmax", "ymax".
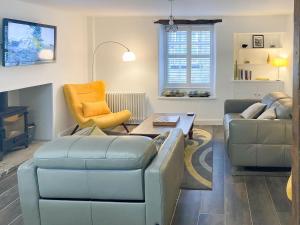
[
  {"xmin": 0, "ymin": 83, "xmax": 53, "ymax": 160},
  {"xmin": 0, "ymin": 92, "xmax": 29, "ymax": 160}
]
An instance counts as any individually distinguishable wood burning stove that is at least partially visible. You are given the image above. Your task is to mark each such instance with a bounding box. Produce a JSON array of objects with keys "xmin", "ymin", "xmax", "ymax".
[{"xmin": 0, "ymin": 92, "xmax": 29, "ymax": 160}]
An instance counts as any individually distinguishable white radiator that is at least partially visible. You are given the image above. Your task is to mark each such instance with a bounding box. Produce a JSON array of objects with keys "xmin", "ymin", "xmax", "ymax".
[{"xmin": 106, "ymin": 92, "xmax": 146, "ymax": 124}]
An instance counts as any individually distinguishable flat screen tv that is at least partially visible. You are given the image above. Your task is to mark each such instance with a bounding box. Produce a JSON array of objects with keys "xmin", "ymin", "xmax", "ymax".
[{"xmin": 2, "ymin": 18, "xmax": 56, "ymax": 67}]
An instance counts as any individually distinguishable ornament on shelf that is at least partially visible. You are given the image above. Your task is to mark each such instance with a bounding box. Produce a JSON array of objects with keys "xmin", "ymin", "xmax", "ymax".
[{"xmin": 267, "ymin": 53, "xmax": 271, "ymax": 64}]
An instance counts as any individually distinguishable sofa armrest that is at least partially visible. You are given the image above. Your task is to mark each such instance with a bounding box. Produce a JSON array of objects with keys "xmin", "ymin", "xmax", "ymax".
[
  {"xmin": 229, "ymin": 119, "xmax": 292, "ymax": 145},
  {"xmin": 145, "ymin": 128, "xmax": 184, "ymax": 225},
  {"xmin": 224, "ymin": 99, "xmax": 261, "ymax": 114},
  {"xmin": 17, "ymin": 160, "xmax": 41, "ymax": 225}
]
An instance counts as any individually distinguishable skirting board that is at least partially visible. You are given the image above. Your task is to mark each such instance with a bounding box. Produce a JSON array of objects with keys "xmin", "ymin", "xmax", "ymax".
[{"xmin": 194, "ymin": 119, "xmax": 223, "ymax": 126}]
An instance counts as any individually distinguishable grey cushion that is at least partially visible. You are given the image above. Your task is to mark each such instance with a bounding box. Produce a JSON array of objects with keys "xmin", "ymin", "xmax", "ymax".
[
  {"xmin": 240, "ymin": 103, "xmax": 266, "ymax": 119},
  {"xmin": 152, "ymin": 131, "xmax": 170, "ymax": 151},
  {"xmin": 257, "ymin": 108, "xmax": 276, "ymax": 120},
  {"xmin": 262, "ymin": 92, "xmax": 290, "ymax": 108},
  {"xmin": 34, "ymin": 136, "xmax": 157, "ymax": 170},
  {"xmin": 271, "ymin": 98, "xmax": 293, "ymax": 119}
]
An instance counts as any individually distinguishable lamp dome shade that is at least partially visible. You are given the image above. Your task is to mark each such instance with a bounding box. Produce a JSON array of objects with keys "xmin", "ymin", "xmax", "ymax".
[
  {"xmin": 271, "ymin": 57, "xmax": 288, "ymax": 67},
  {"xmin": 122, "ymin": 51, "xmax": 136, "ymax": 62}
]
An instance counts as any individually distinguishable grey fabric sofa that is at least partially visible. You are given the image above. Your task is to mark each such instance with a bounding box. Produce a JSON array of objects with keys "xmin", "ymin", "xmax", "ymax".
[
  {"xmin": 18, "ymin": 129, "xmax": 184, "ymax": 225},
  {"xmin": 224, "ymin": 92, "xmax": 292, "ymax": 167}
]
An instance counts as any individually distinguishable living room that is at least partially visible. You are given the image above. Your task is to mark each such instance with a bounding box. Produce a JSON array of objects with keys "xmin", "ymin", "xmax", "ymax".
[{"xmin": 0, "ymin": 0, "xmax": 299, "ymax": 225}]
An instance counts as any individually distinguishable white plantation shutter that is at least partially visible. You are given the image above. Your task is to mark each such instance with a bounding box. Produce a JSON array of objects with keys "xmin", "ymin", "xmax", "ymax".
[
  {"xmin": 167, "ymin": 31, "xmax": 188, "ymax": 84},
  {"xmin": 164, "ymin": 25, "xmax": 214, "ymax": 88},
  {"xmin": 191, "ymin": 30, "xmax": 211, "ymax": 84}
]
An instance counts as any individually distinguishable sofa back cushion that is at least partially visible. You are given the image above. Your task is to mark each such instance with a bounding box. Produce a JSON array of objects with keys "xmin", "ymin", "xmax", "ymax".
[
  {"xmin": 34, "ymin": 136, "xmax": 157, "ymax": 170},
  {"xmin": 262, "ymin": 92, "xmax": 290, "ymax": 108},
  {"xmin": 271, "ymin": 98, "xmax": 293, "ymax": 119}
]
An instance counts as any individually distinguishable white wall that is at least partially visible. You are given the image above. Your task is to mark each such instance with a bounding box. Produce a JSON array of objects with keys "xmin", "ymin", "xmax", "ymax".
[
  {"xmin": 0, "ymin": 0, "xmax": 88, "ymax": 137},
  {"xmin": 89, "ymin": 15, "xmax": 293, "ymax": 124}
]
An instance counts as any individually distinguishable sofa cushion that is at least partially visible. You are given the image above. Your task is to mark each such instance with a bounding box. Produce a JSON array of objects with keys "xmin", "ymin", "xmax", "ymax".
[
  {"xmin": 271, "ymin": 98, "xmax": 293, "ymax": 119},
  {"xmin": 240, "ymin": 103, "xmax": 266, "ymax": 119},
  {"xmin": 34, "ymin": 136, "xmax": 157, "ymax": 170},
  {"xmin": 37, "ymin": 168, "xmax": 145, "ymax": 200},
  {"xmin": 262, "ymin": 92, "xmax": 290, "ymax": 108},
  {"xmin": 257, "ymin": 108, "xmax": 276, "ymax": 120},
  {"xmin": 153, "ymin": 131, "xmax": 170, "ymax": 151}
]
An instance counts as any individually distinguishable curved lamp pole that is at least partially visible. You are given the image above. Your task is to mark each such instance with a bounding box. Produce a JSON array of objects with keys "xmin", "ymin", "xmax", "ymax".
[{"xmin": 92, "ymin": 41, "xmax": 136, "ymax": 81}]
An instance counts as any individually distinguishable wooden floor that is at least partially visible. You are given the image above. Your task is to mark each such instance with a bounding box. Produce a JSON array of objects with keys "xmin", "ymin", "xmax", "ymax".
[
  {"xmin": 171, "ymin": 126, "xmax": 291, "ymax": 225},
  {"xmin": 0, "ymin": 126, "xmax": 291, "ymax": 225}
]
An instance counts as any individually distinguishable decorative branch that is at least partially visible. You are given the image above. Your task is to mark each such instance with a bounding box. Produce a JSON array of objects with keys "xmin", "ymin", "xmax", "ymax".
[{"xmin": 154, "ymin": 19, "xmax": 222, "ymax": 25}]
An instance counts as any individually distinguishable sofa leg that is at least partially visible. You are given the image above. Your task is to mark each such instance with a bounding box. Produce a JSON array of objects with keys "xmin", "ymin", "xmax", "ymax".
[
  {"xmin": 122, "ymin": 123, "xmax": 130, "ymax": 133},
  {"xmin": 71, "ymin": 125, "xmax": 79, "ymax": 135}
]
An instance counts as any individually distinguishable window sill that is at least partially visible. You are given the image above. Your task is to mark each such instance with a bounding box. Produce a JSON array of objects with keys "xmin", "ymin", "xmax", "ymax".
[{"xmin": 158, "ymin": 96, "xmax": 217, "ymax": 100}]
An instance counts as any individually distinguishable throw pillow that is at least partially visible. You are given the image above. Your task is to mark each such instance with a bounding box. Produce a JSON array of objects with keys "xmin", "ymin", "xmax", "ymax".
[
  {"xmin": 257, "ymin": 108, "xmax": 276, "ymax": 120},
  {"xmin": 153, "ymin": 132, "xmax": 170, "ymax": 151},
  {"xmin": 73, "ymin": 126, "xmax": 107, "ymax": 136},
  {"xmin": 240, "ymin": 102, "xmax": 266, "ymax": 119},
  {"xmin": 82, "ymin": 101, "xmax": 111, "ymax": 117}
]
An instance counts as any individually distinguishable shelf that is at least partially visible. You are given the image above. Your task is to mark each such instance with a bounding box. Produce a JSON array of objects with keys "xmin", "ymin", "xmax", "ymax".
[
  {"xmin": 239, "ymin": 48, "xmax": 283, "ymax": 51},
  {"xmin": 237, "ymin": 63, "xmax": 271, "ymax": 66},
  {"xmin": 232, "ymin": 80, "xmax": 283, "ymax": 83}
]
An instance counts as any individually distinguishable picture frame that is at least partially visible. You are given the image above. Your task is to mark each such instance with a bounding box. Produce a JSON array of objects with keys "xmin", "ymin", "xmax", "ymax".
[{"xmin": 252, "ymin": 35, "xmax": 264, "ymax": 48}]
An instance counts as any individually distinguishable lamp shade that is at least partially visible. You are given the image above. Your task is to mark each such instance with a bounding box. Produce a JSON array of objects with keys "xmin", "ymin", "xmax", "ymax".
[
  {"xmin": 122, "ymin": 51, "xmax": 136, "ymax": 62},
  {"xmin": 271, "ymin": 57, "xmax": 288, "ymax": 67}
]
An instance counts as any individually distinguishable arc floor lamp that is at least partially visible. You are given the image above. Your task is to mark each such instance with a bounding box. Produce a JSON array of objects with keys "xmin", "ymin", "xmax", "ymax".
[{"xmin": 92, "ymin": 41, "xmax": 136, "ymax": 81}]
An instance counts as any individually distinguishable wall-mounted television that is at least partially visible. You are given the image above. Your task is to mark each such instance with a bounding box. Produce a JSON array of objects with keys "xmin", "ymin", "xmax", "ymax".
[{"xmin": 2, "ymin": 18, "xmax": 57, "ymax": 67}]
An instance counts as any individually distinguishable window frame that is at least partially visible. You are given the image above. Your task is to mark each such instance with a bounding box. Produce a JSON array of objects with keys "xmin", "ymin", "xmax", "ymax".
[{"xmin": 161, "ymin": 25, "xmax": 215, "ymax": 90}]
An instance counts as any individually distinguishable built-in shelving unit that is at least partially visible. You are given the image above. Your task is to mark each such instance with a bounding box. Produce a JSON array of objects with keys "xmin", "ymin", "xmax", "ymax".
[
  {"xmin": 233, "ymin": 32, "xmax": 286, "ymax": 81},
  {"xmin": 232, "ymin": 32, "xmax": 287, "ymax": 99}
]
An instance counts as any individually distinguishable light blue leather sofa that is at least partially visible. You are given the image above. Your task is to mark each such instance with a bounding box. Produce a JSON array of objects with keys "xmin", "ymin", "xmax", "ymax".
[
  {"xmin": 224, "ymin": 92, "xmax": 292, "ymax": 167},
  {"xmin": 18, "ymin": 129, "xmax": 184, "ymax": 225}
]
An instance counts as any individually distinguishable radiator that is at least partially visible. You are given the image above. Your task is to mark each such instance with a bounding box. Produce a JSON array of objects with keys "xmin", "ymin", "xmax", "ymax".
[{"xmin": 106, "ymin": 92, "xmax": 146, "ymax": 124}]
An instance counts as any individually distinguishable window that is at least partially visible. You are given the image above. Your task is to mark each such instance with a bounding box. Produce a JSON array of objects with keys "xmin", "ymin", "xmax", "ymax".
[{"xmin": 159, "ymin": 25, "xmax": 215, "ymax": 93}]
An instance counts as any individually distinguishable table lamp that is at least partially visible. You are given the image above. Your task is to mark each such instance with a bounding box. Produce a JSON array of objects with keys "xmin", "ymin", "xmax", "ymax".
[
  {"xmin": 271, "ymin": 57, "xmax": 288, "ymax": 81},
  {"xmin": 92, "ymin": 41, "xmax": 136, "ymax": 81}
]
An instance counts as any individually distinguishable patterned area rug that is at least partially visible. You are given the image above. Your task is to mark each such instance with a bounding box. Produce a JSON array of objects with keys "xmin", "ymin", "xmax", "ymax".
[{"xmin": 181, "ymin": 128, "xmax": 213, "ymax": 190}]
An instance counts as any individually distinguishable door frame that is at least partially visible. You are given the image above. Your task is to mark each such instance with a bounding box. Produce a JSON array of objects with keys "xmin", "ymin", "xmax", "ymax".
[{"xmin": 293, "ymin": 0, "xmax": 300, "ymax": 224}]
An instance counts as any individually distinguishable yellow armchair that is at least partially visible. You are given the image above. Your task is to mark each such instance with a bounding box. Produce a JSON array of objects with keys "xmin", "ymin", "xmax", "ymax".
[{"xmin": 64, "ymin": 81, "xmax": 131, "ymax": 134}]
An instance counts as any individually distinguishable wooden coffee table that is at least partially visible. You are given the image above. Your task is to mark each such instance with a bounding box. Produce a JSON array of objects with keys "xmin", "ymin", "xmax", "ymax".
[{"xmin": 130, "ymin": 113, "xmax": 195, "ymax": 139}]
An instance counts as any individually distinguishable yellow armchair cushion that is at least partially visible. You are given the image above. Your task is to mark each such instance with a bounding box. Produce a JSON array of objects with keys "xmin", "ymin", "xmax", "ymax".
[{"xmin": 82, "ymin": 101, "xmax": 111, "ymax": 118}]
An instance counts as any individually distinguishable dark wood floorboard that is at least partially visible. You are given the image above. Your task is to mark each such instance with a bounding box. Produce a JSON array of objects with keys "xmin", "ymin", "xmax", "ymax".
[
  {"xmin": 0, "ymin": 198, "xmax": 22, "ymax": 225},
  {"xmin": 0, "ymin": 186, "xmax": 19, "ymax": 211},
  {"xmin": 265, "ymin": 176, "xmax": 291, "ymax": 212},
  {"xmin": 224, "ymin": 152, "xmax": 252, "ymax": 225},
  {"xmin": 246, "ymin": 176, "xmax": 281, "ymax": 225},
  {"xmin": 198, "ymin": 213, "xmax": 224, "ymax": 225},
  {"xmin": 0, "ymin": 125, "xmax": 291, "ymax": 225},
  {"xmin": 172, "ymin": 190, "xmax": 202, "ymax": 225},
  {"xmin": 0, "ymin": 173, "xmax": 17, "ymax": 196},
  {"xmin": 277, "ymin": 212, "xmax": 292, "ymax": 225}
]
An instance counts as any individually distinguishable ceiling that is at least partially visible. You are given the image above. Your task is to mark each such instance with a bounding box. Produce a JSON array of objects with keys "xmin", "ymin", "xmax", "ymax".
[{"xmin": 19, "ymin": 0, "xmax": 293, "ymax": 16}]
